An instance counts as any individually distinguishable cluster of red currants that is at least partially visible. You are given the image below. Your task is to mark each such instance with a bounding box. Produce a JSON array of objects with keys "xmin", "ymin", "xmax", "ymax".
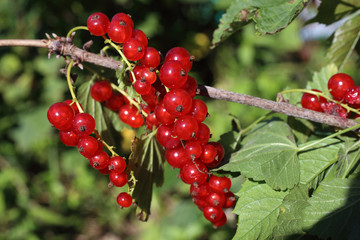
[
  {"xmin": 47, "ymin": 100, "xmax": 133, "ymax": 208},
  {"xmin": 301, "ymin": 73, "xmax": 358, "ymax": 118}
]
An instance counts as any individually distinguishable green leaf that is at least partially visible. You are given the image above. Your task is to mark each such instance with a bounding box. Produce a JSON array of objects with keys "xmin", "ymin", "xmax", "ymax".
[
  {"xmin": 128, "ymin": 131, "xmax": 166, "ymax": 221},
  {"xmin": 220, "ymin": 119, "xmax": 299, "ymax": 190},
  {"xmin": 306, "ymin": 64, "xmax": 338, "ymax": 97},
  {"xmin": 77, "ymin": 77, "xmax": 126, "ymax": 145},
  {"xmin": 211, "ymin": 0, "xmax": 308, "ymax": 48},
  {"xmin": 326, "ymin": 11, "xmax": 360, "ymax": 71},
  {"xmin": 233, "ymin": 180, "xmax": 288, "ymax": 240},
  {"xmin": 302, "ymin": 178, "xmax": 360, "ymax": 240},
  {"xmin": 273, "ymin": 184, "xmax": 310, "ymax": 240},
  {"xmin": 299, "ymin": 138, "xmax": 342, "ymax": 185},
  {"xmin": 287, "ymin": 117, "xmax": 314, "ymax": 145},
  {"xmin": 336, "ymin": 137, "xmax": 360, "ymax": 178}
]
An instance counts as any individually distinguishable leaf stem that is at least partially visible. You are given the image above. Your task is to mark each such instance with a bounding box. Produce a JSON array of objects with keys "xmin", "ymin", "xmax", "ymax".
[
  {"xmin": 66, "ymin": 60, "xmax": 84, "ymax": 113},
  {"xmin": 66, "ymin": 26, "xmax": 89, "ymax": 38}
]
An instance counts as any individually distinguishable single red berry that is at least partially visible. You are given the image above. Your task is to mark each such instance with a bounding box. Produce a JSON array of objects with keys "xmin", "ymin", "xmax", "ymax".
[
  {"xmin": 165, "ymin": 146, "xmax": 190, "ymax": 168},
  {"xmin": 203, "ymin": 206, "xmax": 224, "ymax": 222},
  {"xmin": 78, "ymin": 136, "xmax": 100, "ymax": 158},
  {"xmin": 140, "ymin": 47, "xmax": 161, "ymax": 68},
  {"xmin": 185, "ymin": 140, "xmax": 203, "ymax": 159},
  {"xmin": 59, "ymin": 129, "xmax": 79, "ymax": 146},
  {"xmin": 190, "ymin": 182, "xmax": 210, "ymax": 198},
  {"xmin": 223, "ymin": 191, "xmax": 236, "ymax": 208},
  {"xmin": 87, "ymin": 12, "xmax": 110, "ymax": 36},
  {"xmin": 111, "ymin": 13, "xmax": 134, "ymax": 29},
  {"xmin": 116, "ymin": 192, "xmax": 133, "ymax": 208},
  {"xmin": 109, "ymin": 156, "xmax": 127, "ymax": 173},
  {"xmin": 193, "ymin": 197, "xmax": 209, "ymax": 211},
  {"xmin": 155, "ymin": 101, "xmax": 176, "ymax": 125},
  {"xmin": 163, "ymin": 89, "xmax": 193, "ymax": 117},
  {"xmin": 156, "ymin": 124, "xmax": 181, "ymax": 149},
  {"xmin": 180, "ymin": 160, "xmax": 208, "ymax": 185},
  {"xmin": 165, "ymin": 47, "xmax": 193, "ymax": 72},
  {"xmin": 301, "ymin": 89, "xmax": 326, "ymax": 112},
  {"xmin": 134, "ymin": 78, "xmax": 151, "ymax": 95},
  {"xmin": 109, "ymin": 171, "xmax": 128, "ymax": 187},
  {"xmin": 107, "ymin": 19, "xmax": 132, "ymax": 43},
  {"xmin": 344, "ymin": 86, "xmax": 360, "ymax": 104},
  {"xmin": 141, "ymin": 87, "xmax": 159, "ymax": 109},
  {"xmin": 71, "ymin": 113, "xmax": 96, "ymax": 137},
  {"xmin": 159, "ymin": 60, "xmax": 188, "ymax": 89},
  {"xmin": 173, "ymin": 115, "xmax": 199, "ymax": 140},
  {"xmin": 47, "ymin": 102, "xmax": 75, "ymax": 130},
  {"xmin": 328, "ymin": 73, "xmax": 354, "ymax": 100},
  {"xmin": 104, "ymin": 91, "xmax": 125, "ymax": 111},
  {"xmin": 206, "ymin": 190, "xmax": 226, "ymax": 207},
  {"xmin": 138, "ymin": 67, "xmax": 157, "ymax": 84},
  {"xmin": 90, "ymin": 80, "xmax": 113, "ymax": 102},
  {"xmin": 63, "ymin": 99, "xmax": 82, "ymax": 115},
  {"xmin": 118, "ymin": 104, "xmax": 144, "ymax": 128},
  {"xmin": 130, "ymin": 65, "xmax": 146, "ymax": 82},
  {"xmin": 321, "ymin": 102, "xmax": 348, "ymax": 118},
  {"xmin": 123, "ymin": 38, "xmax": 145, "ymax": 61},
  {"xmin": 145, "ymin": 111, "xmax": 159, "ymax": 130},
  {"xmin": 131, "ymin": 29, "xmax": 148, "ymax": 47},
  {"xmin": 195, "ymin": 123, "xmax": 211, "ymax": 145},
  {"xmin": 208, "ymin": 175, "xmax": 232, "ymax": 193},
  {"xmin": 190, "ymin": 99, "xmax": 208, "ymax": 123},
  {"xmin": 89, "ymin": 150, "xmax": 110, "ymax": 170},
  {"xmin": 180, "ymin": 75, "xmax": 198, "ymax": 98},
  {"xmin": 206, "ymin": 142, "xmax": 225, "ymax": 168},
  {"xmin": 212, "ymin": 212, "xmax": 227, "ymax": 228},
  {"xmin": 200, "ymin": 144, "xmax": 217, "ymax": 164}
]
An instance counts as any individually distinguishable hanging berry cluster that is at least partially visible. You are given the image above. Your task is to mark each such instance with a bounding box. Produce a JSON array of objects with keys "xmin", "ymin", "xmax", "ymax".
[
  {"xmin": 300, "ymin": 73, "xmax": 360, "ymax": 118},
  {"xmin": 47, "ymin": 12, "xmax": 236, "ymax": 227}
]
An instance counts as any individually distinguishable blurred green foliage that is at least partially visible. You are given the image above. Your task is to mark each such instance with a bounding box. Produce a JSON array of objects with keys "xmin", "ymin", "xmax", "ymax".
[{"xmin": 0, "ymin": 0, "xmax": 355, "ymax": 239}]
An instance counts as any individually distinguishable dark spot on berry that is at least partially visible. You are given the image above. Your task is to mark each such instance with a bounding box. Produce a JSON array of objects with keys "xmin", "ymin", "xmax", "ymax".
[{"xmin": 176, "ymin": 105, "xmax": 183, "ymax": 112}]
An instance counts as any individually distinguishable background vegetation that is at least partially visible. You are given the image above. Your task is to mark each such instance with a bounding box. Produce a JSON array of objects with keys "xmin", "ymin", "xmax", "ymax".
[{"xmin": 0, "ymin": 0, "xmax": 358, "ymax": 239}]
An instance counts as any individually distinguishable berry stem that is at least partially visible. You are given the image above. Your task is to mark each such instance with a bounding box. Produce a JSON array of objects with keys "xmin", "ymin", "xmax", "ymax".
[
  {"xmin": 66, "ymin": 26, "xmax": 89, "ymax": 38},
  {"xmin": 94, "ymin": 130, "xmax": 119, "ymax": 157},
  {"xmin": 66, "ymin": 60, "xmax": 84, "ymax": 113}
]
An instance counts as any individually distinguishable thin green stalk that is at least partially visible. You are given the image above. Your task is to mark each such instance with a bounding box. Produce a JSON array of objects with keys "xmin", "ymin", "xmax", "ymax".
[
  {"xmin": 66, "ymin": 26, "xmax": 88, "ymax": 38},
  {"xmin": 66, "ymin": 60, "xmax": 84, "ymax": 113}
]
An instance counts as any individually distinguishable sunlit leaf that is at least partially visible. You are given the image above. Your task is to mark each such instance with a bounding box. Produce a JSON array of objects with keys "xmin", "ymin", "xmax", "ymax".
[
  {"xmin": 233, "ymin": 180, "xmax": 287, "ymax": 240},
  {"xmin": 336, "ymin": 136, "xmax": 360, "ymax": 178},
  {"xmin": 306, "ymin": 64, "xmax": 338, "ymax": 97},
  {"xmin": 128, "ymin": 131, "xmax": 166, "ymax": 221},
  {"xmin": 302, "ymin": 178, "xmax": 360, "ymax": 240}
]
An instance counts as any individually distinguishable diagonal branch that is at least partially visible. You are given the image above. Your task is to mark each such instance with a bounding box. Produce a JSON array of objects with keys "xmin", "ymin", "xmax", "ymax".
[{"xmin": 0, "ymin": 37, "xmax": 359, "ymax": 130}]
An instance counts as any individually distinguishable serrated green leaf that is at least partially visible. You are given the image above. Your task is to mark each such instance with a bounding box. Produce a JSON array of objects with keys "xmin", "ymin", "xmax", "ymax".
[
  {"xmin": 326, "ymin": 11, "xmax": 360, "ymax": 70},
  {"xmin": 302, "ymin": 178, "xmax": 360, "ymax": 240},
  {"xmin": 273, "ymin": 184, "xmax": 310, "ymax": 240},
  {"xmin": 306, "ymin": 64, "xmax": 338, "ymax": 97},
  {"xmin": 77, "ymin": 77, "xmax": 126, "ymax": 146},
  {"xmin": 233, "ymin": 180, "xmax": 288, "ymax": 240},
  {"xmin": 220, "ymin": 119, "xmax": 299, "ymax": 190},
  {"xmin": 336, "ymin": 137, "xmax": 360, "ymax": 178},
  {"xmin": 128, "ymin": 131, "xmax": 165, "ymax": 221},
  {"xmin": 211, "ymin": 0, "xmax": 308, "ymax": 48},
  {"xmin": 299, "ymin": 138, "xmax": 342, "ymax": 185},
  {"xmin": 287, "ymin": 117, "xmax": 314, "ymax": 144}
]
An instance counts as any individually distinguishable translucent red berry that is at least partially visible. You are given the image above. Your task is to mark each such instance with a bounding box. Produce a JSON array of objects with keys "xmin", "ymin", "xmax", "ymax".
[
  {"xmin": 109, "ymin": 171, "xmax": 128, "ymax": 187},
  {"xmin": 301, "ymin": 89, "xmax": 326, "ymax": 112},
  {"xmin": 47, "ymin": 102, "xmax": 75, "ymax": 130},
  {"xmin": 90, "ymin": 80, "xmax": 113, "ymax": 102},
  {"xmin": 111, "ymin": 13, "xmax": 134, "ymax": 29},
  {"xmin": 200, "ymin": 144, "xmax": 217, "ymax": 164},
  {"xmin": 134, "ymin": 78, "xmax": 151, "ymax": 95},
  {"xmin": 123, "ymin": 38, "xmax": 145, "ymax": 61},
  {"xmin": 107, "ymin": 18, "xmax": 132, "ymax": 43},
  {"xmin": 117, "ymin": 192, "xmax": 133, "ymax": 208},
  {"xmin": 118, "ymin": 104, "xmax": 144, "ymax": 128},
  {"xmin": 165, "ymin": 47, "xmax": 193, "ymax": 72},
  {"xmin": 206, "ymin": 190, "xmax": 226, "ymax": 207},
  {"xmin": 159, "ymin": 60, "xmax": 188, "ymax": 89},
  {"xmin": 206, "ymin": 142, "xmax": 225, "ymax": 168},
  {"xmin": 185, "ymin": 140, "xmax": 203, "ymax": 159},
  {"xmin": 212, "ymin": 212, "xmax": 227, "ymax": 228},
  {"xmin": 71, "ymin": 113, "xmax": 96, "ymax": 137},
  {"xmin": 165, "ymin": 146, "xmax": 190, "ymax": 168},
  {"xmin": 78, "ymin": 136, "xmax": 100, "ymax": 158},
  {"xmin": 131, "ymin": 29, "xmax": 148, "ymax": 47},
  {"xmin": 104, "ymin": 91, "xmax": 125, "ymax": 111},
  {"xmin": 180, "ymin": 75, "xmax": 198, "ymax": 98},
  {"xmin": 190, "ymin": 182, "xmax": 210, "ymax": 198},
  {"xmin": 63, "ymin": 99, "xmax": 82, "ymax": 115},
  {"xmin": 89, "ymin": 150, "xmax": 110, "ymax": 170},
  {"xmin": 195, "ymin": 123, "xmax": 211, "ymax": 145},
  {"xmin": 328, "ymin": 73, "xmax": 354, "ymax": 100},
  {"xmin": 87, "ymin": 12, "xmax": 110, "ymax": 36},
  {"xmin": 163, "ymin": 89, "xmax": 193, "ymax": 117},
  {"xmin": 190, "ymin": 99, "xmax": 208, "ymax": 123},
  {"xmin": 223, "ymin": 191, "xmax": 236, "ymax": 208},
  {"xmin": 156, "ymin": 124, "xmax": 181, "ymax": 149},
  {"xmin": 109, "ymin": 156, "xmax": 127, "ymax": 173},
  {"xmin": 180, "ymin": 160, "xmax": 208, "ymax": 185},
  {"xmin": 155, "ymin": 101, "xmax": 175, "ymax": 125},
  {"xmin": 173, "ymin": 115, "xmax": 199, "ymax": 140},
  {"xmin": 203, "ymin": 206, "xmax": 224, "ymax": 222},
  {"xmin": 59, "ymin": 129, "xmax": 79, "ymax": 146},
  {"xmin": 208, "ymin": 175, "xmax": 231, "ymax": 193},
  {"xmin": 140, "ymin": 47, "xmax": 161, "ymax": 68}
]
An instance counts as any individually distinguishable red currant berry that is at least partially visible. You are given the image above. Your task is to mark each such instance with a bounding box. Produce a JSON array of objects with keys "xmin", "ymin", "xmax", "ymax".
[
  {"xmin": 134, "ymin": 78, "xmax": 151, "ymax": 95},
  {"xmin": 193, "ymin": 197, "xmax": 209, "ymax": 211},
  {"xmin": 301, "ymin": 89, "xmax": 326, "ymax": 112},
  {"xmin": 195, "ymin": 123, "xmax": 211, "ymax": 145},
  {"xmin": 203, "ymin": 206, "xmax": 224, "ymax": 222},
  {"xmin": 185, "ymin": 140, "xmax": 203, "ymax": 160},
  {"xmin": 173, "ymin": 115, "xmax": 199, "ymax": 140},
  {"xmin": 89, "ymin": 150, "xmax": 110, "ymax": 170},
  {"xmin": 190, "ymin": 182, "xmax": 210, "ymax": 198},
  {"xmin": 107, "ymin": 19, "xmax": 132, "ymax": 43},
  {"xmin": 63, "ymin": 99, "xmax": 82, "ymax": 115},
  {"xmin": 163, "ymin": 89, "xmax": 193, "ymax": 117},
  {"xmin": 118, "ymin": 104, "xmax": 144, "ymax": 128},
  {"xmin": 104, "ymin": 91, "xmax": 125, "ymax": 111},
  {"xmin": 159, "ymin": 60, "xmax": 188, "ymax": 89},
  {"xmin": 321, "ymin": 102, "xmax": 348, "ymax": 118},
  {"xmin": 131, "ymin": 29, "xmax": 148, "ymax": 47},
  {"xmin": 206, "ymin": 142, "xmax": 225, "ymax": 168},
  {"xmin": 138, "ymin": 67, "xmax": 157, "ymax": 84},
  {"xmin": 90, "ymin": 80, "xmax": 113, "ymax": 102},
  {"xmin": 223, "ymin": 191, "xmax": 236, "ymax": 208},
  {"xmin": 206, "ymin": 191, "xmax": 226, "ymax": 207},
  {"xmin": 123, "ymin": 38, "xmax": 145, "ymax": 61},
  {"xmin": 156, "ymin": 124, "xmax": 181, "ymax": 149},
  {"xmin": 140, "ymin": 47, "xmax": 161, "ymax": 68},
  {"xmin": 165, "ymin": 146, "xmax": 190, "ymax": 168},
  {"xmin": 87, "ymin": 12, "xmax": 110, "ymax": 36},
  {"xmin": 180, "ymin": 160, "xmax": 208, "ymax": 185},
  {"xmin": 71, "ymin": 113, "xmax": 96, "ymax": 137},
  {"xmin": 155, "ymin": 101, "xmax": 176, "ymax": 125},
  {"xmin": 78, "ymin": 136, "xmax": 100, "ymax": 158},
  {"xmin": 141, "ymin": 87, "xmax": 159, "ymax": 109},
  {"xmin": 190, "ymin": 99, "xmax": 208, "ymax": 123},
  {"xmin": 111, "ymin": 13, "xmax": 134, "ymax": 29},
  {"xmin": 208, "ymin": 175, "xmax": 231, "ymax": 193},
  {"xmin": 59, "ymin": 129, "xmax": 79, "ymax": 146},
  {"xmin": 130, "ymin": 65, "xmax": 146, "ymax": 82},
  {"xmin": 200, "ymin": 144, "xmax": 217, "ymax": 164},
  {"xmin": 344, "ymin": 86, "xmax": 360, "ymax": 104},
  {"xmin": 109, "ymin": 171, "xmax": 128, "ymax": 187},
  {"xmin": 328, "ymin": 73, "xmax": 354, "ymax": 100},
  {"xmin": 145, "ymin": 111, "xmax": 159, "ymax": 130},
  {"xmin": 47, "ymin": 102, "xmax": 75, "ymax": 130},
  {"xmin": 116, "ymin": 192, "xmax": 133, "ymax": 208},
  {"xmin": 109, "ymin": 156, "xmax": 127, "ymax": 173},
  {"xmin": 180, "ymin": 75, "xmax": 198, "ymax": 98},
  {"xmin": 165, "ymin": 47, "xmax": 193, "ymax": 72},
  {"xmin": 212, "ymin": 212, "xmax": 227, "ymax": 228}
]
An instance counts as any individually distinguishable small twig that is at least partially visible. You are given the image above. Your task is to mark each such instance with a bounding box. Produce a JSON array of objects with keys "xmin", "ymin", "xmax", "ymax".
[{"xmin": 0, "ymin": 37, "xmax": 359, "ymax": 131}]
